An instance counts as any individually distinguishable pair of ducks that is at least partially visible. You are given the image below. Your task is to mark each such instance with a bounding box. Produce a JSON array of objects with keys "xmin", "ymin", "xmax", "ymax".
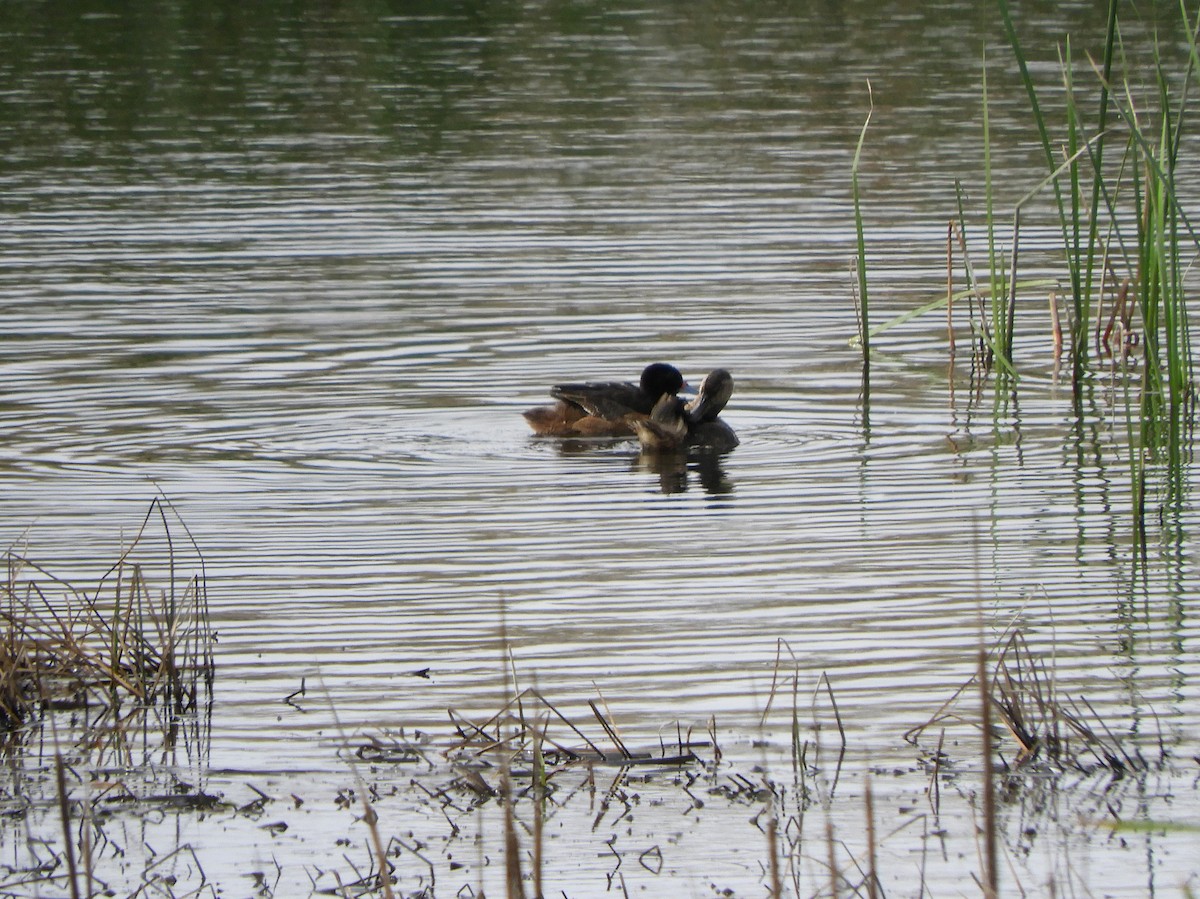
[{"xmin": 523, "ymin": 363, "xmax": 739, "ymax": 453}]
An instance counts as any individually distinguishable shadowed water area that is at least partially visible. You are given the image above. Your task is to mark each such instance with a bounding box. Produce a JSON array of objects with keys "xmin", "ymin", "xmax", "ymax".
[{"xmin": 2, "ymin": 1, "xmax": 1199, "ymax": 896}]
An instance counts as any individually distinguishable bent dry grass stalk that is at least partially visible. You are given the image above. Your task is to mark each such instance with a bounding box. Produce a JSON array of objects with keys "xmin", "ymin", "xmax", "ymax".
[
  {"xmin": 906, "ymin": 626, "xmax": 1163, "ymax": 776},
  {"xmin": 851, "ymin": 80, "xmax": 874, "ymax": 371}
]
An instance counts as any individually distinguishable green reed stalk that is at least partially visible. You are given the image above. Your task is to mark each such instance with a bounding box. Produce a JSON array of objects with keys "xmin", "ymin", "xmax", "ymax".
[
  {"xmin": 1001, "ymin": 0, "xmax": 1198, "ymax": 557},
  {"xmin": 1108, "ymin": 19, "xmax": 1200, "ymax": 548},
  {"xmin": 997, "ymin": 0, "xmax": 1070, "ymax": 282},
  {"xmin": 998, "ymin": 0, "xmax": 1119, "ymax": 382},
  {"xmin": 952, "ymin": 178, "xmax": 1019, "ymax": 379},
  {"xmin": 1088, "ymin": 0, "xmax": 1120, "ymax": 325},
  {"xmin": 982, "ymin": 48, "xmax": 1010, "ymax": 363}
]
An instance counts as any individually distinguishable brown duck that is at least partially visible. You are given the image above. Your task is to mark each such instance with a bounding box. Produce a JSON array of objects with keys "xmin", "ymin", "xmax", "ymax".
[{"xmin": 523, "ymin": 362, "xmax": 686, "ymax": 438}]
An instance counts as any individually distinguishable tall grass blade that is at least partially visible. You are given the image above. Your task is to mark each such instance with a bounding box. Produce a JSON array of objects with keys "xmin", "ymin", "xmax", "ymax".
[
  {"xmin": 851, "ymin": 82, "xmax": 874, "ymax": 365},
  {"xmin": 998, "ymin": 0, "xmax": 1082, "ymax": 354}
]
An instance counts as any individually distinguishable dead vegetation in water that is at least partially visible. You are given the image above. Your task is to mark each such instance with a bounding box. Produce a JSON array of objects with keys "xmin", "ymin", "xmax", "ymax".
[
  {"xmin": 2, "ymin": 497, "xmax": 214, "ymax": 731},
  {"xmin": 905, "ymin": 627, "xmax": 1162, "ymax": 776},
  {"xmin": 347, "ymin": 685, "xmax": 716, "ymax": 813},
  {"xmin": 1, "ymin": 499, "xmax": 219, "ymax": 899},
  {"xmin": 330, "ymin": 685, "xmax": 720, "ymax": 899},
  {"xmin": 446, "ymin": 686, "xmax": 713, "ymax": 772}
]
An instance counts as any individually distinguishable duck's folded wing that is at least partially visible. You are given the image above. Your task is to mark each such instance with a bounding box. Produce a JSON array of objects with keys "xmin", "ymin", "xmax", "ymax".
[{"xmin": 550, "ymin": 381, "xmax": 643, "ymax": 419}]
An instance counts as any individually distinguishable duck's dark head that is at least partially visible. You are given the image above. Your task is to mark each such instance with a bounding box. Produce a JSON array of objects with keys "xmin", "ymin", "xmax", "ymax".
[
  {"xmin": 686, "ymin": 369, "xmax": 734, "ymax": 423},
  {"xmin": 639, "ymin": 362, "xmax": 685, "ymax": 398}
]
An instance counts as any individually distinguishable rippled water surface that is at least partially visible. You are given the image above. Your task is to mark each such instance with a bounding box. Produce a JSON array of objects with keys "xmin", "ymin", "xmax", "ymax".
[{"xmin": 3, "ymin": 1, "xmax": 1199, "ymax": 896}]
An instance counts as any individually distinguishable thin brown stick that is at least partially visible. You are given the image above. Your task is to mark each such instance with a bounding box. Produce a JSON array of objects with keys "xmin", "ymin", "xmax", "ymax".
[
  {"xmin": 498, "ymin": 601, "xmax": 526, "ymax": 899},
  {"xmin": 55, "ymin": 754, "xmax": 81, "ymax": 899},
  {"xmin": 760, "ymin": 638, "xmax": 793, "ymax": 725},
  {"xmin": 502, "ymin": 763, "xmax": 525, "ymax": 899},
  {"xmin": 765, "ymin": 779, "xmax": 782, "ymax": 899},
  {"xmin": 978, "ymin": 647, "xmax": 998, "ymax": 899},
  {"xmin": 532, "ymin": 713, "xmax": 547, "ymax": 899},
  {"xmin": 826, "ymin": 817, "xmax": 839, "ymax": 899},
  {"xmin": 947, "ymin": 220, "xmax": 957, "ymax": 355},
  {"xmin": 530, "ymin": 688, "xmax": 607, "ymax": 758},
  {"xmin": 590, "ymin": 683, "xmax": 631, "ymax": 759},
  {"xmin": 1095, "ymin": 242, "xmax": 1110, "ymax": 356},
  {"xmin": 1049, "ymin": 291, "xmax": 1063, "ymax": 359},
  {"xmin": 865, "ymin": 773, "xmax": 879, "ymax": 899},
  {"xmin": 588, "ymin": 699, "xmax": 632, "ymax": 760},
  {"xmin": 933, "ymin": 729, "xmax": 945, "ymax": 817},
  {"xmin": 1005, "ymin": 209, "xmax": 1020, "ymax": 359},
  {"xmin": 820, "ymin": 672, "xmax": 847, "ymax": 752},
  {"xmin": 953, "ymin": 220, "xmax": 990, "ymax": 347}
]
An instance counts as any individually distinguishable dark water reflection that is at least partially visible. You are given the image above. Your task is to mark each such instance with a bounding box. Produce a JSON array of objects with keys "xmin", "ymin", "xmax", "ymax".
[
  {"xmin": 2, "ymin": 0, "xmax": 1199, "ymax": 896},
  {"xmin": 635, "ymin": 448, "xmax": 738, "ymax": 495}
]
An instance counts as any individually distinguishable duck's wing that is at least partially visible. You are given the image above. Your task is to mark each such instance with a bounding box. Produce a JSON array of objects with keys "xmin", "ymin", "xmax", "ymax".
[
  {"xmin": 550, "ymin": 380, "xmax": 648, "ymax": 419},
  {"xmin": 632, "ymin": 394, "xmax": 689, "ymax": 451},
  {"xmin": 632, "ymin": 418, "xmax": 681, "ymax": 450}
]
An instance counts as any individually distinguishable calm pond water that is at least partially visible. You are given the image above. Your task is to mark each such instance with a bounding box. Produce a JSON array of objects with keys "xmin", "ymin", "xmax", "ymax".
[{"xmin": 2, "ymin": 1, "xmax": 1199, "ymax": 896}]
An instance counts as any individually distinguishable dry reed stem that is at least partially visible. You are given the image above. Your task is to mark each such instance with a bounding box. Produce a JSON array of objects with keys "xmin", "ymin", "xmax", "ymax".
[
  {"xmin": 952, "ymin": 219, "xmax": 990, "ymax": 350},
  {"xmin": 449, "ymin": 685, "xmax": 705, "ymax": 772},
  {"xmin": 588, "ymin": 698, "xmax": 632, "ymax": 760},
  {"xmin": 502, "ymin": 761, "xmax": 526, "ymax": 899},
  {"xmin": 54, "ymin": 753, "xmax": 81, "ymax": 899},
  {"xmin": 978, "ymin": 646, "xmax": 999, "ymax": 899},
  {"xmin": 320, "ymin": 671, "xmax": 397, "ymax": 899},
  {"xmin": 864, "ymin": 773, "xmax": 879, "ymax": 899},
  {"xmin": 825, "ymin": 817, "xmax": 839, "ymax": 899},
  {"xmin": 760, "ymin": 637, "xmax": 793, "ymax": 725},
  {"xmin": 1050, "ymin": 291, "xmax": 1063, "ymax": 358},
  {"xmin": 532, "ymin": 713, "xmax": 547, "ymax": 899},
  {"xmin": 947, "ymin": 221, "xmax": 957, "ymax": 355},
  {"xmin": 765, "ymin": 798, "xmax": 781, "ymax": 899}
]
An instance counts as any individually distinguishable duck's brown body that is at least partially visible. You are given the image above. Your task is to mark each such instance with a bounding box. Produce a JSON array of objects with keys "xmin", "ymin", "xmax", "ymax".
[{"xmin": 523, "ymin": 363, "xmax": 685, "ymax": 438}]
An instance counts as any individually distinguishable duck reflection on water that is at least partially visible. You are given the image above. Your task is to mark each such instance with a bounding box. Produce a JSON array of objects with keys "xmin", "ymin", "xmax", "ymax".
[{"xmin": 635, "ymin": 447, "xmax": 735, "ymax": 495}]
